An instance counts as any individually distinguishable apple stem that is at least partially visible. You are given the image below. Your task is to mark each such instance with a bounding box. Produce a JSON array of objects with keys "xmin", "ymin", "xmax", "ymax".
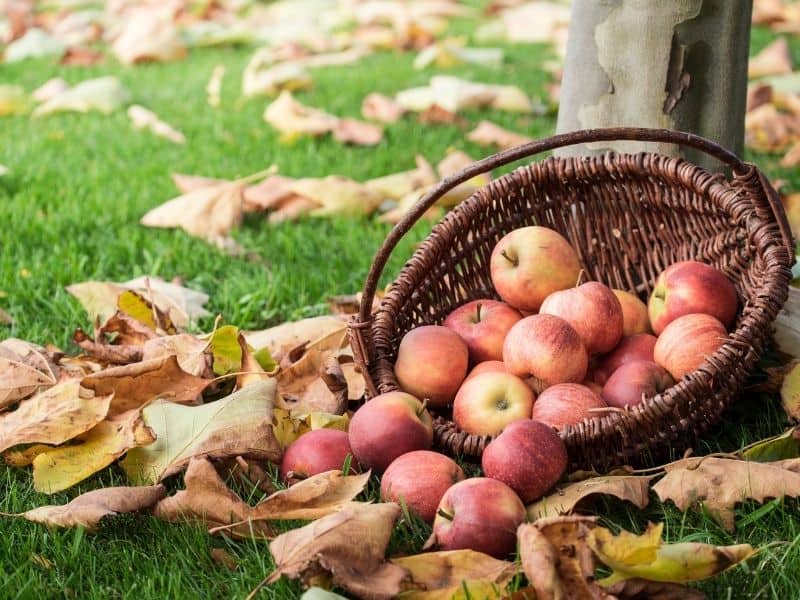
[
  {"xmin": 476, "ymin": 302, "xmax": 482, "ymax": 323},
  {"xmin": 575, "ymin": 269, "xmax": 586, "ymax": 286},
  {"xmin": 500, "ymin": 249, "xmax": 518, "ymax": 267},
  {"xmin": 437, "ymin": 508, "xmax": 454, "ymax": 521},
  {"xmin": 417, "ymin": 398, "xmax": 429, "ymax": 417}
]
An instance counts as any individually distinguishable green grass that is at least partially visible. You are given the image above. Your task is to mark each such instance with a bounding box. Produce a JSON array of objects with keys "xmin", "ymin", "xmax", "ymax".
[{"xmin": 2, "ymin": 12, "xmax": 800, "ymax": 600}]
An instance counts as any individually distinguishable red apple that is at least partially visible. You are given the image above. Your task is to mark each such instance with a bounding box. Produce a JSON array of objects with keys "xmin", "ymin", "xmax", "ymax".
[
  {"xmin": 443, "ymin": 299, "xmax": 522, "ymax": 365},
  {"xmin": 648, "ymin": 261, "xmax": 738, "ymax": 335},
  {"xmin": 539, "ymin": 282, "xmax": 624, "ymax": 355},
  {"xmin": 503, "ymin": 314, "xmax": 588, "ymax": 392},
  {"xmin": 394, "ymin": 325, "xmax": 469, "ymax": 408},
  {"xmin": 490, "ymin": 226, "xmax": 581, "ymax": 312},
  {"xmin": 464, "ymin": 360, "xmax": 508, "ymax": 382},
  {"xmin": 380, "ymin": 450, "xmax": 465, "ymax": 523},
  {"xmin": 481, "ymin": 419, "xmax": 567, "ymax": 503},
  {"xmin": 601, "ymin": 360, "xmax": 674, "ymax": 409},
  {"xmin": 452, "ymin": 371, "xmax": 535, "ymax": 436},
  {"xmin": 280, "ymin": 429, "xmax": 357, "ymax": 484},
  {"xmin": 531, "ymin": 383, "xmax": 607, "ymax": 430},
  {"xmin": 654, "ymin": 313, "xmax": 728, "ymax": 380},
  {"xmin": 613, "ymin": 289, "xmax": 652, "ymax": 336},
  {"xmin": 581, "ymin": 379, "xmax": 604, "ymax": 396},
  {"xmin": 348, "ymin": 391, "xmax": 433, "ymax": 473},
  {"xmin": 431, "ymin": 477, "xmax": 526, "ymax": 558},
  {"xmin": 592, "ymin": 333, "xmax": 658, "ymax": 385}
]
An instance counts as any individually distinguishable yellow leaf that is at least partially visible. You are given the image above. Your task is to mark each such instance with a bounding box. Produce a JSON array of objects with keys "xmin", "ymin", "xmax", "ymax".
[
  {"xmin": 3, "ymin": 444, "xmax": 53, "ymax": 467},
  {"xmin": 118, "ymin": 289, "xmax": 176, "ymax": 334},
  {"xmin": 781, "ymin": 360, "xmax": 800, "ymax": 421},
  {"xmin": 209, "ymin": 325, "xmax": 243, "ymax": 376},
  {"xmin": 271, "ymin": 408, "xmax": 349, "ymax": 448},
  {"xmin": 263, "ymin": 91, "xmax": 339, "ymax": 137}
]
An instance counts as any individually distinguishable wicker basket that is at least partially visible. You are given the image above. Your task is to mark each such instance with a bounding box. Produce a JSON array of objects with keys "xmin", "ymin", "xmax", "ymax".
[{"xmin": 349, "ymin": 128, "xmax": 795, "ymax": 470}]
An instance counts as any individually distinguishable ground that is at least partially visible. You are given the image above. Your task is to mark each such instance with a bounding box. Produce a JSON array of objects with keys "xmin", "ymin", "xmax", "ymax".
[{"xmin": 1, "ymin": 11, "xmax": 799, "ymax": 600}]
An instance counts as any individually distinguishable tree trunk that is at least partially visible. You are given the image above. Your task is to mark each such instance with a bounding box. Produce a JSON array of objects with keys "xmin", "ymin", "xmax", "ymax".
[{"xmin": 555, "ymin": 0, "xmax": 752, "ymax": 170}]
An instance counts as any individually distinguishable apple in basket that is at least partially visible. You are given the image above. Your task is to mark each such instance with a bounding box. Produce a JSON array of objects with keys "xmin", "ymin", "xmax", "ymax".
[
  {"xmin": 463, "ymin": 360, "xmax": 508, "ymax": 382},
  {"xmin": 592, "ymin": 333, "xmax": 658, "ymax": 385},
  {"xmin": 531, "ymin": 383, "xmax": 607, "ymax": 430},
  {"xmin": 490, "ymin": 226, "xmax": 582, "ymax": 312},
  {"xmin": 280, "ymin": 429, "xmax": 357, "ymax": 485},
  {"xmin": 654, "ymin": 313, "xmax": 728, "ymax": 380},
  {"xmin": 380, "ymin": 450, "xmax": 465, "ymax": 523},
  {"xmin": 612, "ymin": 289, "xmax": 652, "ymax": 336},
  {"xmin": 430, "ymin": 477, "xmax": 526, "ymax": 559},
  {"xmin": 443, "ymin": 299, "xmax": 522, "ymax": 365},
  {"xmin": 648, "ymin": 261, "xmax": 738, "ymax": 335},
  {"xmin": 348, "ymin": 391, "xmax": 433, "ymax": 473},
  {"xmin": 601, "ymin": 360, "xmax": 675, "ymax": 409},
  {"xmin": 452, "ymin": 371, "xmax": 535, "ymax": 436}
]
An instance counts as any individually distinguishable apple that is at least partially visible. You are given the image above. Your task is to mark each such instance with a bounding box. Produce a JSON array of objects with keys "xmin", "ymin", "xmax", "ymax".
[
  {"xmin": 490, "ymin": 226, "xmax": 581, "ymax": 312},
  {"xmin": 394, "ymin": 325, "xmax": 469, "ymax": 408},
  {"xmin": 503, "ymin": 314, "xmax": 588, "ymax": 392},
  {"xmin": 648, "ymin": 261, "xmax": 738, "ymax": 335},
  {"xmin": 280, "ymin": 429, "xmax": 357, "ymax": 484},
  {"xmin": 380, "ymin": 450, "xmax": 465, "ymax": 523},
  {"xmin": 481, "ymin": 419, "xmax": 567, "ymax": 503},
  {"xmin": 431, "ymin": 477, "xmax": 526, "ymax": 558},
  {"xmin": 348, "ymin": 391, "xmax": 433, "ymax": 473},
  {"xmin": 581, "ymin": 379, "xmax": 604, "ymax": 396},
  {"xmin": 654, "ymin": 313, "xmax": 728, "ymax": 380},
  {"xmin": 464, "ymin": 360, "xmax": 508, "ymax": 382},
  {"xmin": 531, "ymin": 383, "xmax": 607, "ymax": 430},
  {"xmin": 443, "ymin": 299, "xmax": 522, "ymax": 365},
  {"xmin": 601, "ymin": 360, "xmax": 674, "ymax": 409},
  {"xmin": 539, "ymin": 282, "xmax": 624, "ymax": 355},
  {"xmin": 612, "ymin": 289, "xmax": 651, "ymax": 336},
  {"xmin": 592, "ymin": 333, "xmax": 658, "ymax": 385},
  {"xmin": 452, "ymin": 371, "xmax": 535, "ymax": 436}
]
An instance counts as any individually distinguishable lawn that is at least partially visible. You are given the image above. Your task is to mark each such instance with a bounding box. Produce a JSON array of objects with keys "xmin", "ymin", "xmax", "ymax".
[{"xmin": 1, "ymin": 8, "xmax": 800, "ymax": 600}]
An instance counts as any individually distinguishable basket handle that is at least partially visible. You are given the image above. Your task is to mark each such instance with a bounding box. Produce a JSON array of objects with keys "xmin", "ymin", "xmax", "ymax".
[{"xmin": 356, "ymin": 126, "xmax": 793, "ymax": 325}]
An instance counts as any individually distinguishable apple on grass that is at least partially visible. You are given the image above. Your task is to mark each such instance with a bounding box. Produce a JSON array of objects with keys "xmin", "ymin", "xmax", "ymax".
[
  {"xmin": 280, "ymin": 429, "xmax": 357, "ymax": 485},
  {"xmin": 490, "ymin": 226, "xmax": 581, "ymax": 312},
  {"xmin": 613, "ymin": 289, "xmax": 651, "ymax": 336},
  {"xmin": 654, "ymin": 313, "xmax": 728, "ymax": 380},
  {"xmin": 601, "ymin": 360, "xmax": 674, "ymax": 409},
  {"xmin": 539, "ymin": 282, "xmax": 624, "ymax": 355},
  {"xmin": 394, "ymin": 325, "xmax": 469, "ymax": 408},
  {"xmin": 503, "ymin": 314, "xmax": 588, "ymax": 393},
  {"xmin": 443, "ymin": 299, "xmax": 522, "ymax": 364},
  {"xmin": 430, "ymin": 477, "xmax": 526, "ymax": 559},
  {"xmin": 592, "ymin": 333, "xmax": 658, "ymax": 385},
  {"xmin": 648, "ymin": 261, "xmax": 738, "ymax": 335},
  {"xmin": 380, "ymin": 451, "xmax": 465, "ymax": 523},
  {"xmin": 452, "ymin": 371, "xmax": 535, "ymax": 436},
  {"xmin": 481, "ymin": 419, "xmax": 567, "ymax": 503},
  {"xmin": 348, "ymin": 391, "xmax": 433, "ymax": 473},
  {"xmin": 531, "ymin": 383, "xmax": 607, "ymax": 430}
]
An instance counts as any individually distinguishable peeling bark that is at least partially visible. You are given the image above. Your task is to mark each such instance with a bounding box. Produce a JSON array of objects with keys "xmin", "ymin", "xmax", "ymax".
[{"xmin": 555, "ymin": 0, "xmax": 752, "ymax": 170}]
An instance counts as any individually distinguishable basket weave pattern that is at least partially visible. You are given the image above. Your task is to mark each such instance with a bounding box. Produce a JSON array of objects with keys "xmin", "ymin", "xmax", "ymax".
[{"xmin": 351, "ymin": 129, "xmax": 794, "ymax": 470}]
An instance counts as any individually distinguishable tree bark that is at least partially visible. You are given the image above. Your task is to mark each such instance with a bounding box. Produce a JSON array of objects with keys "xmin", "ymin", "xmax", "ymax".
[{"xmin": 555, "ymin": 0, "xmax": 752, "ymax": 170}]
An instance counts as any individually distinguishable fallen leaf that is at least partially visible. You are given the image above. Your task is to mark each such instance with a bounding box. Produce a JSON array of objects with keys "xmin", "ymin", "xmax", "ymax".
[
  {"xmin": 3, "ymin": 444, "xmax": 52, "ymax": 467},
  {"xmin": 236, "ymin": 333, "xmax": 275, "ymax": 390},
  {"xmin": 4, "ymin": 28, "xmax": 65, "ymax": 62},
  {"xmin": 0, "ymin": 308, "xmax": 13, "ymax": 325},
  {"xmin": 605, "ymin": 578, "xmax": 706, "ymax": 599},
  {"xmin": 740, "ymin": 427, "xmax": 800, "ymax": 462},
  {"xmin": 467, "ymin": 119, "xmax": 532, "ymax": 150},
  {"xmin": 96, "ymin": 311, "xmax": 159, "ymax": 347},
  {"xmin": 653, "ymin": 456, "xmax": 800, "ymax": 530},
  {"xmin": 272, "ymin": 409, "xmax": 350, "ymax": 448},
  {"xmin": 392, "ymin": 549, "xmax": 515, "ymax": 600},
  {"xmin": 111, "ymin": 6, "xmax": 186, "ymax": 64},
  {"xmin": 128, "ymin": 105, "xmax": 186, "ymax": 144},
  {"xmin": 268, "ymin": 195, "xmax": 321, "ymax": 223},
  {"xmin": 288, "ymin": 176, "xmax": 384, "ymax": 217},
  {"xmin": 73, "ymin": 328, "xmax": 143, "ymax": 365},
  {"xmin": 587, "ymin": 522, "xmax": 755, "ymax": 585},
  {"xmin": 0, "ymin": 379, "xmax": 111, "ymax": 453},
  {"xmin": 396, "ymin": 75, "xmax": 531, "ymax": 113},
  {"xmin": 414, "ymin": 39, "xmax": 503, "ymax": 70},
  {"xmin": 744, "ymin": 102, "xmax": 800, "ymax": 153},
  {"xmin": 477, "ymin": 2, "xmax": 570, "ymax": 51},
  {"xmin": 0, "ymin": 339, "xmax": 59, "ymax": 409},
  {"xmin": 0, "ymin": 84, "xmax": 30, "ymax": 116},
  {"xmin": 749, "ymin": 38, "xmax": 793, "ymax": 79},
  {"xmin": 122, "ymin": 276, "xmax": 211, "ymax": 327},
  {"xmin": 33, "ymin": 409, "xmax": 156, "ymax": 493},
  {"xmin": 781, "ymin": 360, "xmax": 800, "ymax": 421},
  {"xmin": 332, "ymin": 118, "xmax": 383, "ymax": 146},
  {"xmin": 20, "ymin": 485, "xmax": 166, "ymax": 531},
  {"xmin": 781, "ymin": 139, "xmax": 800, "ymax": 167},
  {"xmin": 528, "ymin": 475, "xmax": 652, "ymax": 520},
  {"xmin": 417, "ymin": 104, "xmax": 467, "ymax": 126},
  {"xmin": 61, "ymin": 46, "xmax": 104, "ymax": 66},
  {"xmin": 121, "ymin": 379, "xmax": 282, "ymax": 484},
  {"xmin": 265, "ymin": 502, "xmax": 406, "ymax": 599},
  {"xmin": 253, "ymin": 471, "xmax": 369, "ymax": 521},
  {"xmin": 362, "ymin": 92, "xmax": 405, "ymax": 123},
  {"xmin": 264, "ymin": 90, "xmax": 340, "ymax": 137},
  {"xmin": 116, "ymin": 289, "xmax": 176, "ymax": 335},
  {"xmin": 207, "ymin": 65, "xmax": 225, "ymax": 107},
  {"xmin": 171, "ymin": 173, "xmax": 226, "ymax": 194},
  {"xmin": 209, "ymin": 325, "xmax": 243, "ymax": 376},
  {"xmin": 210, "ymin": 548, "xmax": 239, "ymax": 571},
  {"xmin": 746, "ymin": 82, "xmax": 774, "ymax": 112},
  {"xmin": 243, "ymin": 175, "xmax": 297, "ymax": 211},
  {"xmin": 243, "ymin": 60, "xmax": 313, "ymax": 98},
  {"xmin": 32, "ymin": 77, "xmax": 130, "ymax": 117},
  {"xmin": 141, "ymin": 334, "xmax": 212, "ymax": 378},
  {"xmin": 244, "ymin": 316, "xmax": 347, "ymax": 360}
]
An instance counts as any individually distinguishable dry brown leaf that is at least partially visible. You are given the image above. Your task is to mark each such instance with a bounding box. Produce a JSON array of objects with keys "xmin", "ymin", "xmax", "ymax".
[
  {"xmin": 605, "ymin": 579, "xmax": 705, "ymax": 600},
  {"xmin": 73, "ymin": 329, "xmax": 143, "ymax": 365},
  {"xmin": 21, "ymin": 485, "xmax": 166, "ymax": 531},
  {"xmin": 243, "ymin": 61, "xmax": 312, "ymax": 98},
  {"xmin": 528, "ymin": 475, "xmax": 652, "ymax": 520},
  {"xmin": 288, "ymin": 176, "xmax": 384, "ymax": 217},
  {"xmin": 362, "ymin": 92, "xmax": 405, "ymax": 123},
  {"xmin": 332, "ymin": 118, "xmax": 383, "ymax": 146},
  {"xmin": 391, "ymin": 549, "xmax": 516, "ymax": 599},
  {"xmin": 171, "ymin": 173, "xmax": 225, "ymax": 193},
  {"xmin": 253, "ymin": 471, "xmax": 369, "ymax": 521},
  {"xmin": 128, "ymin": 105, "xmax": 186, "ymax": 144},
  {"xmin": 4, "ymin": 444, "xmax": 52, "ymax": 467},
  {"xmin": 153, "ymin": 456, "xmax": 273, "ymax": 539},
  {"xmin": 243, "ymin": 175, "xmax": 297, "ymax": 211},
  {"xmin": 652, "ymin": 456, "xmax": 800, "ymax": 530},
  {"xmin": 82, "ymin": 355, "xmax": 209, "ymax": 416},
  {"xmin": 221, "ymin": 456, "xmax": 276, "ymax": 494},
  {"xmin": 396, "ymin": 75, "xmax": 531, "ymax": 113},
  {"xmin": 0, "ymin": 379, "xmax": 111, "ymax": 453},
  {"xmin": 467, "ymin": 119, "xmax": 533, "ymax": 150},
  {"xmin": 781, "ymin": 359, "xmax": 800, "ymax": 420},
  {"xmin": 244, "ymin": 316, "xmax": 347, "ymax": 361},
  {"xmin": 268, "ymin": 195, "xmax": 321, "ymax": 223},
  {"xmin": 61, "ymin": 46, "xmax": 104, "ymax": 66},
  {"xmin": 744, "ymin": 102, "xmax": 800, "ymax": 152},
  {"xmin": 780, "ymin": 139, "xmax": 800, "ymax": 167},
  {"xmin": 141, "ymin": 334, "xmax": 212, "ymax": 378},
  {"xmin": 749, "ymin": 38, "xmax": 793, "ymax": 79},
  {"xmin": 265, "ymin": 502, "xmax": 406, "ymax": 599},
  {"xmin": 418, "ymin": 104, "xmax": 467, "ymax": 126},
  {"xmin": 96, "ymin": 311, "xmax": 159, "ymax": 347},
  {"xmin": 210, "ymin": 548, "xmax": 239, "ymax": 571},
  {"xmin": 264, "ymin": 90, "xmax": 339, "ymax": 137},
  {"xmin": 111, "ymin": 6, "xmax": 186, "ymax": 64},
  {"xmin": 236, "ymin": 333, "xmax": 273, "ymax": 391},
  {"xmin": 0, "ymin": 339, "xmax": 59, "ymax": 409},
  {"xmin": 746, "ymin": 82, "xmax": 774, "ymax": 112},
  {"xmin": 364, "ymin": 156, "xmax": 437, "ymax": 201}
]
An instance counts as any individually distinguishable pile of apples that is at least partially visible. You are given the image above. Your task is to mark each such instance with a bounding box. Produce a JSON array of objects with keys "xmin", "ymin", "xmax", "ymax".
[{"xmin": 280, "ymin": 226, "xmax": 739, "ymax": 559}]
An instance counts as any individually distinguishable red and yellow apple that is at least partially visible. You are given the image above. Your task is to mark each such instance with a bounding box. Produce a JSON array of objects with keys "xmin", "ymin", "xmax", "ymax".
[
  {"xmin": 481, "ymin": 419, "xmax": 567, "ymax": 503},
  {"xmin": 601, "ymin": 360, "xmax": 674, "ymax": 409},
  {"xmin": 648, "ymin": 261, "xmax": 738, "ymax": 335},
  {"xmin": 539, "ymin": 282, "xmax": 624, "ymax": 355},
  {"xmin": 394, "ymin": 325, "xmax": 469, "ymax": 408},
  {"xmin": 612, "ymin": 289, "xmax": 651, "ymax": 336},
  {"xmin": 489, "ymin": 226, "xmax": 581, "ymax": 312},
  {"xmin": 280, "ymin": 429, "xmax": 357, "ymax": 484},
  {"xmin": 452, "ymin": 371, "xmax": 535, "ymax": 436},
  {"xmin": 431, "ymin": 477, "xmax": 526, "ymax": 558},
  {"xmin": 443, "ymin": 299, "xmax": 522, "ymax": 365},
  {"xmin": 531, "ymin": 383, "xmax": 607, "ymax": 430},
  {"xmin": 348, "ymin": 391, "xmax": 433, "ymax": 473},
  {"xmin": 654, "ymin": 313, "xmax": 728, "ymax": 380},
  {"xmin": 503, "ymin": 314, "xmax": 588, "ymax": 392},
  {"xmin": 592, "ymin": 333, "xmax": 658, "ymax": 385},
  {"xmin": 380, "ymin": 450, "xmax": 465, "ymax": 523},
  {"xmin": 464, "ymin": 360, "xmax": 508, "ymax": 382}
]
